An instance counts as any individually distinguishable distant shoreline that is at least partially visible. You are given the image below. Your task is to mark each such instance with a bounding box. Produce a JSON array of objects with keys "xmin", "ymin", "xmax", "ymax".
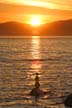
[{"xmin": 0, "ymin": 36, "xmax": 72, "ymax": 39}]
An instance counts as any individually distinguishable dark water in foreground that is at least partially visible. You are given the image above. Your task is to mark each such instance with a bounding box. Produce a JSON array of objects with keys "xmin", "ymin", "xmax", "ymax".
[{"xmin": 0, "ymin": 37, "xmax": 72, "ymax": 108}]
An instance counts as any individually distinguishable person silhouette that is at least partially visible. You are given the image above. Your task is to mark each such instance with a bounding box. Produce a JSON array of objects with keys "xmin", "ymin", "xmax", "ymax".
[
  {"xmin": 29, "ymin": 73, "xmax": 48, "ymax": 96},
  {"xmin": 35, "ymin": 73, "xmax": 40, "ymax": 89}
]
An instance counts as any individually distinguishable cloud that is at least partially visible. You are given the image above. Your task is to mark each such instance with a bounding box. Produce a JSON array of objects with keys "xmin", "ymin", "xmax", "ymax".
[
  {"xmin": 0, "ymin": 3, "xmax": 72, "ymax": 16},
  {"xmin": 0, "ymin": 0, "xmax": 72, "ymax": 10},
  {"xmin": 0, "ymin": 2, "xmax": 72, "ymax": 23}
]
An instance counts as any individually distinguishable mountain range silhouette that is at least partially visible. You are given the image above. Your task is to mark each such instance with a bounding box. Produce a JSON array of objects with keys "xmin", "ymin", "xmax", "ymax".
[{"xmin": 0, "ymin": 19, "xmax": 72, "ymax": 36}]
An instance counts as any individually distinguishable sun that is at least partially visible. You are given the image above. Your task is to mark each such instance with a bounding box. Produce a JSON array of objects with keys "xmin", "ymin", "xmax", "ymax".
[
  {"xmin": 31, "ymin": 18, "xmax": 40, "ymax": 26},
  {"xmin": 30, "ymin": 16, "xmax": 41, "ymax": 26}
]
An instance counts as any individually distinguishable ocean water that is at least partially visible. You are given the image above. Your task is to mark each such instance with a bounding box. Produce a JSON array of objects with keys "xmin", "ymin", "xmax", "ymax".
[{"xmin": 0, "ymin": 37, "xmax": 72, "ymax": 108}]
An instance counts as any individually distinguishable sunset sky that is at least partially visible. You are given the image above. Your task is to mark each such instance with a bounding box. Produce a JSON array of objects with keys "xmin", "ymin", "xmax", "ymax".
[{"xmin": 0, "ymin": 0, "xmax": 72, "ymax": 23}]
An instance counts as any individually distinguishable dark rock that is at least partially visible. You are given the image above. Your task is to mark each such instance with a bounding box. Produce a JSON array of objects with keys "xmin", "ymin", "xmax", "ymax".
[
  {"xmin": 64, "ymin": 94, "xmax": 72, "ymax": 107},
  {"xmin": 29, "ymin": 88, "xmax": 47, "ymax": 96}
]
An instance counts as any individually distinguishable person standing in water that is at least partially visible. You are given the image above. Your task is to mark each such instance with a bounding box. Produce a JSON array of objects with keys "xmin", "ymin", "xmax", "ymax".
[
  {"xmin": 29, "ymin": 72, "xmax": 47, "ymax": 96},
  {"xmin": 35, "ymin": 73, "xmax": 40, "ymax": 89}
]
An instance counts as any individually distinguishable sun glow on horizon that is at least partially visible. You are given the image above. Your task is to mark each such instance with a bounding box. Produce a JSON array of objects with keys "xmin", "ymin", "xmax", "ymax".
[
  {"xmin": 30, "ymin": 16, "xmax": 42, "ymax": 26},
  {"xmin": 31, "ymin": 18, "xmax": 40, "ymax": 26}
]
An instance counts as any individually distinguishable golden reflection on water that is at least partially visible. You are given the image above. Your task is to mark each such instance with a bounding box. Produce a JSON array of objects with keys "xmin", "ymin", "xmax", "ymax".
[
  {"xmin": 31, "ymin": 61, "xmax": 41, "ymax": 73},
  {"xmin": 31, "ymin": 36, "xmax": 40, "ymax": 59},
  {"xmin": 31, "ymin": 36, "xmax": 41, "ymax": 73}
]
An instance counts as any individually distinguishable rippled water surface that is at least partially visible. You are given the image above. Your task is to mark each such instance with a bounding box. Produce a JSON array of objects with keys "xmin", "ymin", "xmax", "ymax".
[{"xmin": 0, "ymin": 37, "xmax": 72, "ymax": 108}]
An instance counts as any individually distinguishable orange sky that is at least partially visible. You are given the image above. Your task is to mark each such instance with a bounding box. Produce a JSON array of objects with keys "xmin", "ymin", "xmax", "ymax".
[{"xmin": 0, "ymin": 0, "xmax": 72, "ymax": 23}]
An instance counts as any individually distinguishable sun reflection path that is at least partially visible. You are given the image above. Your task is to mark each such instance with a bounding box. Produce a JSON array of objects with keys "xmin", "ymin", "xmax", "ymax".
[
  {"xmin": 31, "ymin": 36, "xmax": 41, "ymax": 73},
  {"xmin": 31, "ymin": 36, "xmax": 40, "ymax": 59}
]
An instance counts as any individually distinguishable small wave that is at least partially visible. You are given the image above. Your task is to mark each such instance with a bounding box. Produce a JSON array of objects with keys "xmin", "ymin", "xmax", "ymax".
[{"xmin": 0, "ymin": 57, "xmax": 71, "ymax": 63}]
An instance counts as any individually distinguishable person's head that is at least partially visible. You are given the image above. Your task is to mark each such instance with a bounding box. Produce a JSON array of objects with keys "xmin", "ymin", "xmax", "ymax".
[{"xmin": 36, "ymin": 73, "xmax": 38, "ymax": 75}]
